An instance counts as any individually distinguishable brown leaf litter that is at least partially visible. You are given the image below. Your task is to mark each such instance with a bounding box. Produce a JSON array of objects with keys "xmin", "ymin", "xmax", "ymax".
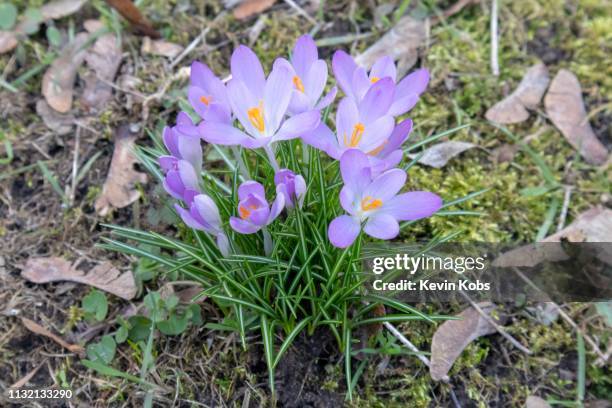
[
  {"xmin": 408, "ymin": 141, "xmax": 476, "ymax": 168},
  {"xmin": 485, "ymin": 63, "xmax": 550, "ymax": 124},
  {"xmin": 20, "ymin": 317, "xmax": 85, "ymax": 356},
  {"xmin": 104, "ymin": 0, "xmax": 160, "ymax": 38},
  {"xmin": 21, "ymin": 257, "xmax": 137, "ymax": 300},
  {"xmin": 94, "ymin": 125, "xmax": 148, "ymax": 216},
  {"xmin": 430, "ymin": 302, "xmax": 505, "ymax": 381},
  {"xmin": 0, "ymin": 0, "xmax": 88, "ymax": 54},
  {"xmin": 141, "ymin": 36, "xmax": 184, "ymax": 58},
  {"xmin": 544, "ymin": 69, "xmax": 608, "ymax": 165},
  {"xmin": 233, "ymin": 0, "xmax": 277, "ymax": 20},
  {"xmin": 36, "ymin": 99, "xmax": 75, "ymax": 135},
  {"xmin": 41, "ymin": 32, "xmax": 90, "ymax": 113},
  {"xmin": 81, "ymin": 20, "xmax": 123, "ymax": 112}
]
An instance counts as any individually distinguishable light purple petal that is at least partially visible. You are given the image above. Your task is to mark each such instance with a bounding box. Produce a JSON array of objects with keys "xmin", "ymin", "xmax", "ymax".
[
  {"xmin": 396, "ymin": 68, "xmax": 429, "ymax": 97},
  {"xmin": 301, "ymin": 122, "xmax": 338, "ymax": 156},
  {"xmin": 264, "ymin": 62, "xmax": 293, "ymax": 133},
  {"xmin": 177, "ymin": 135, "xmax": 202, "ymax": 171},
  {"xmin": 304, "ymin": 60, "xmax": 327, "ymax": 104},
  {"xmin": 339, "ymin": 186, "xmax": 357, "ymax": 214},
  {"xmin": 294, "ymin": 174, "xmax": 306, "ymax": 208},
  {"xmin": 230, "ymin": 217, "xmax": 261, "ymax": 234},
  {"xmin": 178, "ymin": 160, "xmax": 199, "ymax": 191},
  {"xmin": 336, "ymin": 97, "xmax": 360, "ymax": 148},
  {"xmin": 363, "ymin": 168, "xmax": 406, "ymax": 202},
  {"xmin": 226, "ymin": 78, "xmax": 259, "ymax": 136},
  {"xmin": 358, "ymin": 115, "xmax": 395, "ymax": 153},
  {"xmin": 388, "ymin": 94, "xmax": 419, "ymax": 117},
  {"xmin": 176, "ymin": 111, "xmax": 195, "ymax": 127},
  {"xmin": 163, "ymin": 127, "xmax": 179, "ymax": 157},
  {"xmin": 377, "ymin": 149, "xmax": 403, "ymax": 172},
  {"xmin": 340, "ymin": 149, "xmax": 372, "ymax": 194},
  {"xmin": 351, "ymin": 67, "xmax": 370, "ymax": 101},
  {"xmin": 159, "ymin": 155, "xmax": 177, "ymax": 172},
  {"xmin": 359, "ymin": 77, "xmax": 395, "ymax": 123},
  {"xmin": 183, "ymin": 189, "xmax": 198, "ymax": 206},
  {"xmin": 267, "ymin": 193, "xmax": 285, "ymax": 224},
  {"xmin": 248, "ymin": 204, "xmax": 270, "ymax": 226},
  {"xmin": 199, "ymin": 121, "xmax": 253, "ymax": 147},
  {"xmin": 369, "ymin": 56, "xmax": 397, "ymax": 82},
  {"xmin": 289, "ymin": 89, "xmax": 311, "ymax": 114},
  {"xmin": 231, "ymin": 45, "xmax": 265, "ymax": 98},
  {"xmin": 364, "ymin": 213, "xmax": 399, "ymax": 240},
  {"xmin": 192, "ymin": 194, "xmax": 221, "ymax": 230},
  {"xmin": 328, "ymin": 215, "xmax": 360, "ymax": 248},
  {"xmin": 381, "ymin": 118, "xmax": 413, "ymax": 156},
  {"xmin": 188, "ymin": 86, "xmax": 211, "ymax": 120},
  {"xmin": 216, "ymin": 233, "xmax": 230, "ymax": 256},
  {"xmin": 315, "ymin": 86, "xmax": 337, "ymax": 110},
  {"xmin": 238, "ymin": 181, "xmax": 266, "ymax": 201},
  {"xmin": 292, "ymin": 34, "xmax": 318, "ymax": 79},
  {"xmin": 273, "ymin": 110, "xmax": 320, "ymax": 142},
  {"xmin": 384, "ymin": 191, "xmax": 443, "ymax": 221},
  {"xmin": 332, "ymin": 50, "xmax": 357, "ymax": 99},
  {"xmin": 164, "ymin": 171, "xmax": 184, "ymax": 200},
  {"xmin": 191, "ymin": 61, "xmax": 229, "ymax": 106},
  {"xmin": 175, "ymin": 204, "xmax": 204, "ymax": 230}
]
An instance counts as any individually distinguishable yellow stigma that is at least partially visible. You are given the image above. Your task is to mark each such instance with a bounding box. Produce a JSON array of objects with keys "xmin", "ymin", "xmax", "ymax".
[
  {"xmin": 370, "ymin": 76, "xmax": 380, "ymax": 84},
  {"xmin": 293, "ymin": 75, "xmax": 305, "ymax": 93},
  {"xmin": 361, "ymin": 196, "xmax": 383, "ymax": 211},
  {"xmin": 367, "ymin": 140, "xmax": 388, "ymax": 156},
  {"xmin": 239, "ymin": 205, "xmax": 251, "ymax": 219},
  {"xmin": 200, "ymin": 95, "xmax": 211, "ymax": 106},
  {"xmin": 344, "ymin": 123, "xmax": 365, "ymax": 148},
  {"xmin": 247, "ymin": 101, "xmax": 265, "ymax": 132}
]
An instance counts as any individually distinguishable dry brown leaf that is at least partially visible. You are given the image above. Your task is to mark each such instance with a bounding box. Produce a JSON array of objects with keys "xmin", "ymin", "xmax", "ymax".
[
  {"xmin": 544, "ymin": 69, "xmax": 608, "ymax": 165},
  {"xmin": 526, "ymin": 396, "xmax": 552, "ymax": 408},
  {"xmin": 36, "ymin": 99, "xmax": 75, "ymax": 135},
  {"xmin": 81, "ymin": 20, "xmax": 122, "ymax": 111},
  {"xmin": 0, "ymin": 31, "xmax": 18, "ymax": 53},
  {"xmin": 408, "ymin": 141, "xmax": 476, "ymax": 168},
  {"xmin": 21, "ymin": 317, "xmax": 85, "ymax": 356},
  {"xmin": 233, "ymin": 0, "xmax": 277, "ymax": 20},
  {"xmin": 95, "ymin": 125, "xmax": 148, "ymax": 216},
  {"xmin": 41, "ymin": 32, "xmax": 90, "ymax": 113},
  {"xmin": 543, "ymin": 207, "xmax": 612, "ymax": 243},
  {"xmin": 105, "ymin": 0, "xmax": 160, "ymax": 38},
  {"xmin": 21, "ymin": 257, "xmax": 137, "ymax": 300},
  {"xmin": 486, "ymin": 63, "xmax": 550, "ymax": 124},
  {"xmin": 430, "ymin": 302, "xmax": 504, "ymax": 381},
  {"xmin": 141, "ymin": 36, "xmax": 184, "ymax": 58},
  {"xmin": 355, "ymin": 16, "xmax": 425, "ymax": 75}
]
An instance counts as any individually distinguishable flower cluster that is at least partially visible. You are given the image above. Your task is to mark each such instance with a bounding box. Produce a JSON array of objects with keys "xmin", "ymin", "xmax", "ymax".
[{"xmin": 159, "ymin": 34, "xmax": 442, "ymax": 253}]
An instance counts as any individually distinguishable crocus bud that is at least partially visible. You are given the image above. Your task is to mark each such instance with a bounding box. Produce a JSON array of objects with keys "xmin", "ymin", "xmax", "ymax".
[{"xmin": 274, "ymin": 169, "xmax": 306, "ymax": 209}]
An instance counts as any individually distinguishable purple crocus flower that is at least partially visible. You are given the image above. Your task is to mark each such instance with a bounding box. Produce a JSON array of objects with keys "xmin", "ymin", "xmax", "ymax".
[
  {"xmin": 302, "ymin": 78, "xmax": 396, "ymax": 162},
  {"xmin": 274, "ymin": 169, "xmax": 306, "ymax": 209},
  {"xmin": 161, "ymin": 159, "xmax": 200, "ymax": 204},
  {"xmin": 188, "ymin": 61, "xmax": 232, "ymax": 124},
  {"xmin": 276, "ymin": 34, "xmax": 337, "ymax": 114},
  {"xmin": 229, "ymin": 180, "xmax": 284, "ymax": 234},
  {"xmin": 174, "ymin": 194, "xmax": 230, "ymax": 256},
  {"xmin": 198, "ymin": 45, "xmax": 320, "ymax": 149},
  {"xmin": 328, "ymin": 150, "xmax": 442, "ymax": 248},
  {"xmin": 332, "ymin": 50, "xmax": 429, "ymax": 116},
  {"xmin": 159, "ymin": 112, "xmax": 203, "ymax": 172}
]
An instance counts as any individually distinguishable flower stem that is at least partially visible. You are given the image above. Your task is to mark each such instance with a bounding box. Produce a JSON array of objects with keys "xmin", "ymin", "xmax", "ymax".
[{"xmin": 263, "ymin": 144, "xmax": 280, "ymax": 172}]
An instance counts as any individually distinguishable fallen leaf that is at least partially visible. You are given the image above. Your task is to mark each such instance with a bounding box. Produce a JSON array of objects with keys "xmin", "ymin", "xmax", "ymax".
[
  {"xmin": 233, "ymin": 0, "xmax": 277, "ymax": 20},
  {"xmin": 104, "ymin": 0, "xmax": 160, "ymax": 38},
  {"xmin": 81, "ymin": 20, "xmax": 122, "ymax": 111},
  {"xmin": 355, "ymin": 16, "xmax": 425, "ymax": 76},
  {"xmin": 95, "ymin": 125, "xmax": 148, "ymax": 216},
  {"xmin": 21, "ymin": 257, "xmax": 137, "ymax": 300},
  {"xmin": 543, "ymin": 207, "xmax": 612, "ymax": 243},
  {"xmin": 0, "ymin": 0, "xmax": 87, "ymax": 54},
  {"xmin": 544, "ymin": 69, "xmax": 608, "ymax": 165},
  {"xmin": 41, "ymin": 32, "xmax": 90, "ymax": 113},
  {"xmin": 141, "ymin": 36, "xmax": 184, "ymax": 58},
  {"xmin": 486, "ymin": 63, "xmax": 550, "ymax": 124},
  {"xmin": 409, "ymin": 141, "xmax": 476, "ymax": 168},
  {"xmin": 21, "ymin": 317, "xmax": 85, "ymax": 356},
  {"xmin": 526, "ymin": 396, "xmax": 552, "ymax": 408},
  {"xmin": 430, "ymin": 302, "xmax": 504, "ymax": 381},
  {"xmin": 36, "ymin": 99, "xmax": 75, "ymax": 135}
]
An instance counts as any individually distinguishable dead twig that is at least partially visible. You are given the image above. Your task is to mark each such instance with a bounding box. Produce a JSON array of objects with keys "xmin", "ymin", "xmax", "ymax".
[
  {"xmin": 490, "ymin": 0, "xmax": 499, "ymax": 76},
  {"xmin": 557, "ymin": 186, "xmax": 574, "ymax": 232},
  {"xmin": 282, "ymin": 0, "xmax": 317, "ymax": 25}
]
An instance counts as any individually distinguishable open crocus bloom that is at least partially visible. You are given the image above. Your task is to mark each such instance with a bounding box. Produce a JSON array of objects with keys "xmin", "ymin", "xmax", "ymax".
[
  {"xmin": 302, "ymin": 78, "xmax": 396, "ymax": 162},
  {"xmin": 276, "ymin": 34, "xmax": 337, "ymax": 114},
  {"xmin": 367, "ymin": 118, "xmax": 413, "ymax": 175},
  {"xmin": 159, "ymin": 112, "xmax": 202, "ymax": 172},
  {"xmin": 161, "ymin": 159, "xmax": 200, "ymax": 204},
  {"xmin": 328, "ymin": 150, "xmax": 442, "ymax": 248},
  {"xmin": 274, "ymin": 169, "xmax": 306, "ymax": 209},
  {"xmin": 199, "ymin": 45, "xmax": 320, "ymax": 149},
  {"xmin": 230, "ymin": 181, "xmax": 285, "ymax": 234},
  {"xmin": 174, "ymin": 194, "xmax": 230, "ymax": 256},
  {"xmin": 332, "ymin": 50, "xmax": 429, "ymax": 116},
  {"xmin": 188, "ymin": 61, "xmax": 232, "ymax": 124}
]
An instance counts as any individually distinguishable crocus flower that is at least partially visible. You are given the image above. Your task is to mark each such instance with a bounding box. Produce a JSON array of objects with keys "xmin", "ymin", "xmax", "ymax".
[
  {"xmin": 276, "ymin": 34, "xmax": 337, "ymax": 114},
  {"xmin": 159, "ymin": 112, "xmax": 203, "ymax": 172},
  {"xmin": 274, "ymin": 169, "xmax": 306, "ymax": 209},
  {"xmin": 161, "ymin": 159, "xmax": 200, "ymax": 204},
  {"xmin": 198, "ymin": 45, "xmax": 320, "ymax": 148},
  {"xmin": 230, "ymin": 180, "xmax": 284, "ymax": 234},
  {"xmin": 328, "ymin": 150, "xmax": 442, "ymax": 248},
  {"xmin": 302, "ymin": 79, "xmax": 396, "ymax": 162},
  {"xmin": 332, "ymin": 50, "xmax": 429, "ymax": 116},
  {"xmin": 188, "ymin": 61, "xmax": 232, "ymax": 124},
  {"xmin": 174, "ymin": 194, "xmax": 230, "ymax": 256}
]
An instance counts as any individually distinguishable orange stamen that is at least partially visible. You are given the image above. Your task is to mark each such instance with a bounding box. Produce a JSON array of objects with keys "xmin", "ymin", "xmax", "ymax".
[
  {"xmin": 293, "ymin": 75, "xmax": 305, "ymax": 93},
  {"xmin": 367, "ymin": 140, "xmax": 388, "ymax": 156},
  {"xmin": 239, "ymin": 206, "xmax": 251, "ymax": 219},
  {"xmin": 247, "ymin": 101, "xmax": 265, "ymax": 133},
  {"xmin": 344, "ymin": 123, "xmax": 365, "ymax": 147},
  {"xmin": 200, "ymin": 95, "xmax": 211, "ymax": 106},
  {"xmin": 361, "ymin": 196, "xmax": 383, "ymax": 211},
  {"xmin": 370, "ymin": 76, "xmax": 380, "ymax": 84}
]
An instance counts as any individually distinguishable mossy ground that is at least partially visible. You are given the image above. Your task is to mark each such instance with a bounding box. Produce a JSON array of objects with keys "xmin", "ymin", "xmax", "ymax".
[{"xmin": 0, "ymin": 0, "xmax": 610, "ymax": 406}]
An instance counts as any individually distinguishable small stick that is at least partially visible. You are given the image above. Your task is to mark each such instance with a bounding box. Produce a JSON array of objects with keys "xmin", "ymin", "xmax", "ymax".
[
  {"xmin": 458, "ymin": 291, "xmax": 533, "ymax": 354},
  {"xmin": 169, "ymin": 28, "xmax": 209, "ymax": 70},
  {"xmin": 490, "ymin": 0, "xmax": 499, "ymax": 76},
  {"xmin": 69, "ymin": 126, "xmax": 81, "ymax": 206},
  {"xmin": 283, "ymin": 0, "xmax": 317, "ymax": 25},
  {"xmin": 556, "ymin": 186, "xmax": 573, "ymax": 232},
  {"xmin": 513, "ymin": 267, "xmax": 607, "ymax": 361}
]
